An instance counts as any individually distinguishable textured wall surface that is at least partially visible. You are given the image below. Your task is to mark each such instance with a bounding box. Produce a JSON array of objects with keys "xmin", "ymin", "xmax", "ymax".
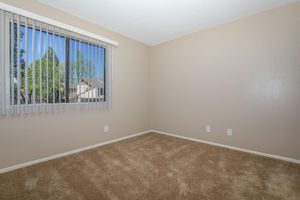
[
  {"xmin": 150, "ymin": 2, "xmax": 300, "ymax": 160},
  {"xmin": 0, "ymin": 0, "xmax": 150, "ymax": 169}
]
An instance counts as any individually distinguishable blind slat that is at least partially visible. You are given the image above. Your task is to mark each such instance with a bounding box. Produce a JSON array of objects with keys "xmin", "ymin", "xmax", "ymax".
[
  {"xmin": 32, "ymin": 20, "xmax": 36, "ymax": 113},
  {"xmin": 109, "ymin": 46, "xmax": 113, "ymax": 108},
  {"xmin": 39, "ymin": 22, "xmax": 42, "ymax": 112},
  {"xmin": 0, "ymin": 10, "xmax": 4, "ymax": 115},
  {"xmin": 25, "ymin": 17, "xmax": 28, "ymax": 114},
  {"xmin": 63, "ymin": 30, "xmax": 67, "ymax": 106},
  {"xmin": 52, "ymin": 26, "xmax": 55, "ymax": 111},
  {"xmin": 10, "ymin": 13, "xmax": 14, "ymax": 114},
  {"xmin": 78, "ymin": 39, "xmax": 81, "ymax": 106},
  {"xmin": 4, "ymin": 12, "xmax": 10, "ymax": 114},
  {"xmin": 90, "ymin": 41, "xmax": 94, "ymax": 107},
  {"xmin": 96, "ymin": 43, "xmax": 100, "ymax": 106},
  {"xmin": 46, "ymin": 24, "xmax": 49, "ymax": 112},
  {"xmin": 16, "ymin": 15, "xmax": 21, "ymax": 114},
  {"xmin": 58, "ymin": 31, "xmax": 61, "ymax": 105},
  {"xmin": 88, "ymin": 39, "xmax": 90, "ymax": 104}
]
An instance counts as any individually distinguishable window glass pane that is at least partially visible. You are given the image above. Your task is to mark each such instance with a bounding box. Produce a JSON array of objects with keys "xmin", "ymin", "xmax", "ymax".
[
  {"xmin": 10, "ymin": 22, "xmax": 105, "ymax": 105},
  {"xmin": 11, "ymin": 23, "xmax": 66, "ymax": 105},
  {"xmin": 69, "ymin": 39, "xmax": 105, "ymax": 103}
]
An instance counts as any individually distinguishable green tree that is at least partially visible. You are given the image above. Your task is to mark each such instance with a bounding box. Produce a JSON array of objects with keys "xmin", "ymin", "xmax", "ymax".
[
  {"xmin": 21, "ymin": 47, "xmax": 64, "ymax": 103},
  {"xmin": 11, "ymin": 23, "xmax": 25, "ymax": 104},
  {"xmin": 72, "ymin": 48, "xmax": 96, "ymax": 82}
]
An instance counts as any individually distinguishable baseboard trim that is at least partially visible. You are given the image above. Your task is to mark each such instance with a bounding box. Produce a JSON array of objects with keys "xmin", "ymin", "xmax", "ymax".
[
  {"xmin": 150, "ymin": 130, "xmax": 300, "ymax": 165},
  {"xmin": 1, "ymin": 129, "xmax": 299, "ymax": 174},
  {"xmin": 0, "ymin": 130, "xmax": 151, "ymax": 174}
]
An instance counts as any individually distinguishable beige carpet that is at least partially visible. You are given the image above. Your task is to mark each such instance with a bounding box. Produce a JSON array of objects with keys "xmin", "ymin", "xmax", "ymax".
[{"xmin": 0, "ymin": 132, "xmax": 299, "ymax": 200}]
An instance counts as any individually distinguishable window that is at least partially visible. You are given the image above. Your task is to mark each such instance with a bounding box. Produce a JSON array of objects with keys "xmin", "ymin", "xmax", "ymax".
[
  {"xmin": 0, "ymin": 7, "xmax": 115, "ymax": 115},
  {"xmin": 11, "ymin": 20, "xmax": 106, "ymax": 105}
]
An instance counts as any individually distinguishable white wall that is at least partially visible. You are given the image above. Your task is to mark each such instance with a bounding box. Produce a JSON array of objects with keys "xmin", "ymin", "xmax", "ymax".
[
  {"xmin": 0, "ymin": 0, "xmax": 150, "ymax": 169},
  {"xmin": 149, "ymin": 2, "xmax": 300, "ymax": 160}
]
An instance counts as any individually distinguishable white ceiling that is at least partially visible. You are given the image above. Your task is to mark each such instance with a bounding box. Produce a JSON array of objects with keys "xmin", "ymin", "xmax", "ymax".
[{"xmin": 38, "ymin": 0, "xmax": 297, "ymax": 46}]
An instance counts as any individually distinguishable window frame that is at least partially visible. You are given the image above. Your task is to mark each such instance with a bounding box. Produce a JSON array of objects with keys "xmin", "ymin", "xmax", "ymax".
[
  {"xmin": 1, "ymin": 10, "xmax": 113, "ymax": 115},
  {"xmin": 8, "ymin": 19, "xmax": 108, "ymax": 105}
]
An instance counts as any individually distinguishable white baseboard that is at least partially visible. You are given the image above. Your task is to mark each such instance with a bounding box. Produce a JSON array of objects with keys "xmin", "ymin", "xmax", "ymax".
[
  {"xmin": 151, "ymin": 130, "xmax": 300, "ymax": 165},
  {"xmin": 0, "ymin": 130, "xmax": 151, "ymax": 174},
  {"xmin": 1, "ymin": 129, "xmax": 299, "ymax": 174}
]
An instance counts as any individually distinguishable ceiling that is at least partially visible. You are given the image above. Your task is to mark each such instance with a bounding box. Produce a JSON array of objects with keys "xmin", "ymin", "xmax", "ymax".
[{"xmin": 38, "ymin": 0, "xmax": 297, "ymax": 46}]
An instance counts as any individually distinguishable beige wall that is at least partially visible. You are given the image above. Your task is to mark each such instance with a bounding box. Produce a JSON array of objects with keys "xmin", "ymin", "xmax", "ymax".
[
  {"xmin": 0, "ymin": 0, "xmax": 150, "ymax": 169},
  {"xmin": 149, "ymin": 2, "xmax": 300, "ymax": 160},
  {"xmin": 1, "ymin": 1, "xmax": 300, "ymax": 169}
]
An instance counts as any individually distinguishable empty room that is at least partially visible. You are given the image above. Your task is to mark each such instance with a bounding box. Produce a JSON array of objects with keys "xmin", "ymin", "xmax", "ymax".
[{"xmin": 0, "ymin": 0, "xmax": 299, "ymax": 199}]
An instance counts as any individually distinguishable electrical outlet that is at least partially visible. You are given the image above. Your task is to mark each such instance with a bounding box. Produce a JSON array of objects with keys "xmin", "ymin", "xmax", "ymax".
[
  {"xmin": 226, "ymin": 129, "xmax": 233, "ymax": 136},
  {"xmin": 206, "ymin": 125, "xmax": 211, "ymax": 133},
  {"xmin": 104, "ymin": 125, "xmax": 109, "ymax": 133}
]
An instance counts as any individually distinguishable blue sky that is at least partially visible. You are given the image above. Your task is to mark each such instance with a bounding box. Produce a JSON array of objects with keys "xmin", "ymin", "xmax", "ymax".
[{"xmin": 19, "ymin": 25, "xmax": 105, "ymax": 80}]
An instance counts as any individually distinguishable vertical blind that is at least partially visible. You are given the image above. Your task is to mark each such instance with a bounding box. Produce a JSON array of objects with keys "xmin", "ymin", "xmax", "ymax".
[{"xmin": 0, "ymin": 8, "xmax": 114, "ymax": 116}]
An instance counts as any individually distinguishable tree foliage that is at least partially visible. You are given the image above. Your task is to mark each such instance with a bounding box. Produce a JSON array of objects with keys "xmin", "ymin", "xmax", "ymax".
[
  {"xmin": 21, "ymin": 48, "xmax": 64, "ymax": 103},
  {"xmin": 72, "ymin": 48, "xmax": 96, "ymax": 83},
  {"xmin": 12, "ymin": 26, "xmax": 96, "ymax": 104}
]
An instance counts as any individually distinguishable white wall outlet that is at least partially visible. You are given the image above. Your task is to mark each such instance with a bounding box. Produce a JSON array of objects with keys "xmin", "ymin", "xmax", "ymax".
[
  {"xmin": 226, "ymin": 129, "xmax": 233, "ymax": 136},
  {"xmin": 104, "ymin": 125, "xmax": 109, "ymax": 133},
  {"xmin": 206, "ymin": 125, "xmax": 211, "ymax": 133}
]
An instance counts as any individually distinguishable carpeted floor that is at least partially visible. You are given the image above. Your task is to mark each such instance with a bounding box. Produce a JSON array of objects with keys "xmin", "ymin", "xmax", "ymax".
[{"xmin": 0, "ymin": 132, "xmax": 300, "ymax": 200}]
